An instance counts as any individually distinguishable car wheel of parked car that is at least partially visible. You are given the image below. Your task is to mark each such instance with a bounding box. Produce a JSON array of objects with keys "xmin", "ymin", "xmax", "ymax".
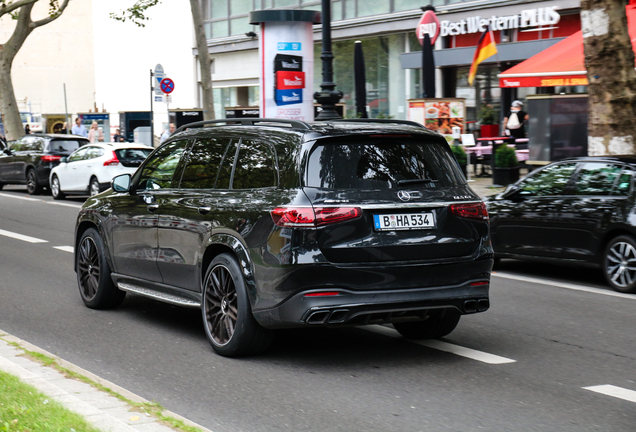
[
  {"xmin": 202, "ymin": 253, "xmax": 273, "ymax": 357},
  {"xmin": 393, "ymin": 309, "xmax": 461, "ymax": 339},
  {"xmin": 51, "ymin": 175, "xmax": 65, "ymax": 200},
  {"xmin": 603, "ymin": 235, "xmax": 636, "ymax": 293},
  {"xmin": 89, "ymin": 177, "xmax": 100, "ymax": 197},
  {"xmin": 26, "ymin": 169, "xmax": 42, "ymax": 195},
  {"xmin": 0, "ymin": 182, "xmax": 3, "ymax": 190},
  {"xmin": 77, "ymin": 228, "xmax": 126, "ymax": 309}
]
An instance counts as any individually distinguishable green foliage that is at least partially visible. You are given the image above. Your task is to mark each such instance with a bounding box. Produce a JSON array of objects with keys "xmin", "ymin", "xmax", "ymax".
[
  {"xmin": 494, "ymin": 145, "xmax": 518, "ymax": 168},
  {"xmin": 478, "ymin": 104, "xmax": 498, "ymax": 125},
  {"xmin": 375, "ymin": 112, "xmax": 395, "ymax": 119},
  {"xmin": 450, "ymin": 144, "xmax": 467, "ymax": 165},
  {"xmin": 110, "ymin": 0, "xmax": 162, "ymax": 27}
]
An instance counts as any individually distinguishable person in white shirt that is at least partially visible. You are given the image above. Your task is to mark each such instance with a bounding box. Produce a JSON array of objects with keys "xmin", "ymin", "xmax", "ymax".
[
  {"xmin": 71, "ymin": 118, "xmax": 88, "ymax": 137},
  {"xmin": 160, "ymin": 123, "xmax": 175, "ymax": 143}
]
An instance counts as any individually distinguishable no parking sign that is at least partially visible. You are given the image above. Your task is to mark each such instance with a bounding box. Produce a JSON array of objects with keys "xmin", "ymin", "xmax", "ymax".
[{"xmin": 160, "ymin": 78, "xmax": 175, "ymax": 94}]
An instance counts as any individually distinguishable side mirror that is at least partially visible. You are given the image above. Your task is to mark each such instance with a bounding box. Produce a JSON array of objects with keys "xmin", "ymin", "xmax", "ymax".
[
  {"xmin": 112, "ymin": 174, "xmax": 132, "ymax": 193},
  {"xmin": 60, "ymin": 157, "xmax": 68, "ymax": 163}
]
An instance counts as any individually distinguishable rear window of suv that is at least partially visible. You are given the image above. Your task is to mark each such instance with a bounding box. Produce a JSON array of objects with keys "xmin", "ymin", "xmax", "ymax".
[
  {"xmin": 48, "ymin": 139, "xmax": 86, "ymax": 154},
  {"xmin": 115, "ymin": 148, "xmax": 152, "ymax": 167},
  {"xmin": 306, "ymin": 138, "xmax": 465, "ymax": 189}
]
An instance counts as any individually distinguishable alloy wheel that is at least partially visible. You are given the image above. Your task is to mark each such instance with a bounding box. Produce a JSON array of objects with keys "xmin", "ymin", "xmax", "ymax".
[
  {"xmin": 606, "ymin": 241, "xmax": 636, "ymax": 288},
  {"xmin": 204, "ymin": 264, "xmax": 238, "ymax": 346},
  {"xmin": 26, "ymin": 171, "xmax": 37, "ymax": 194},
  {"xmin": 78, "ymin": 236, "xmax": 100, "ymax": 300},
  {"xmin": 51, "ymin": 177, "xmax": 60, "ymax": 197},
  {"xmin": 90, "ymin": 179, "xmax": 100, "ymax": 196}
]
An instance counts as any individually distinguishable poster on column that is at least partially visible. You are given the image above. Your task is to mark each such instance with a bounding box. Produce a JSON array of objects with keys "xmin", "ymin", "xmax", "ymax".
[
  {"xmin": 260, "ymin": 21, "xmax": 314, "ymax": 121},
  {"xmin": 407, "ymin": 98, "xmax": 465, "ymax": 142}
]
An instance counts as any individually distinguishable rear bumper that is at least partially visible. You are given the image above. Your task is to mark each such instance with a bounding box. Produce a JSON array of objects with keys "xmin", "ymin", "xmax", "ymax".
[{"xmin": 252, "ymin": 279, "xmax": 490, "ymax": 329}]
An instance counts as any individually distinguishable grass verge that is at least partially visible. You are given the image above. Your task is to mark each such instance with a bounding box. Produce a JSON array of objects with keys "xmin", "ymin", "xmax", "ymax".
[
  {"xmin": 0, "ymin": 369, "xmax": 102, "ymax": 432},
  {"xmin": 0, "ymin": 337, "xmax": 202, "ymax": 432}
]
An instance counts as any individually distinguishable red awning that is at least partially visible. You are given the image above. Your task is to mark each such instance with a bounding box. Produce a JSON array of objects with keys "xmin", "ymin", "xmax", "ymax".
[{"xmin": 499, "ymin": 5, "xmax": 636, "ymax": 88}]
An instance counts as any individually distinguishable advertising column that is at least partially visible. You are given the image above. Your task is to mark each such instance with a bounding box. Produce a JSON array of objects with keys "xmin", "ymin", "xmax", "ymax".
[{"xmin": 250, "ymin": 10, "xmax": 320, "ymax": 122}]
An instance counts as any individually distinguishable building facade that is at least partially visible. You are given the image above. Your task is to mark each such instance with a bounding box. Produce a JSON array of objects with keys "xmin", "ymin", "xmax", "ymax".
[{"xmin": 201, "ymin": 0, "xmax": 583, "ymax": 124}]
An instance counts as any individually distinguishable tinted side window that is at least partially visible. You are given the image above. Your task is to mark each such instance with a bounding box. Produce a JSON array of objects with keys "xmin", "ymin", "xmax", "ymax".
[
  {"xmin": 232, "ymin": 140, "xmax": 277, "ymax": 189},
  {"xmin": 614, "ymin": 168, "xmax": 633, "ymax": 196},
  {"xmin": 29, "ymin": 138, "xmax": 44, "ymax": 152},
  {"xmin": 68, "ymin": 147, "xmax": 89, "ymax": 162},
  {"xmin": 179, "ymin": 138, "xmax": 235, "ymax": 189},
  {"xmin": 572, "ymin": 162, "xmax": 622, "ymax": 196},
  {"xmin": 519, "ymin": 162, "xmax": 577, "ymax": 196},
  {"xmin": 138, "ymin": 140, "xmax": 188, "ymax": 190}
]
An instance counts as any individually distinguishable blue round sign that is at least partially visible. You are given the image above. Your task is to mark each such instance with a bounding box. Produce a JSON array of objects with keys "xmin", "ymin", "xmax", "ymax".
[{"xmin": 160, "ymin": 78, "xmax": 175, "ymax": 94}]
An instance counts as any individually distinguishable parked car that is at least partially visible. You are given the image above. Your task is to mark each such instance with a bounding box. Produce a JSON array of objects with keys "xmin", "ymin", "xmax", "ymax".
[
  {"xmin": 50, "ymin": 142, "xmax": 153, "ymax": 199},
  {"xmin": 486, "ymin": 156, "xmax": 636, "ymax": 293},
  {"xmin": 74, "ymin": 118, "xmax": 493, "ymax": 357},
  {"xmin": 0, "ymin": 133, "xmax": 89, "ymax": 194}
]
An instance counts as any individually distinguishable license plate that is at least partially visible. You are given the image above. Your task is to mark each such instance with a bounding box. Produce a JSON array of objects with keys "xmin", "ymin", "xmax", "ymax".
[{"xmin": 373, "ymin": 212, "xmax": 435, "ymax": 231}]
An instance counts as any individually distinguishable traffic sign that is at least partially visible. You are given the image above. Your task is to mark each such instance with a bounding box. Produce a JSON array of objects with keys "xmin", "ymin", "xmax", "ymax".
[
  {"xmin": 160, "ymin": 78, "xmax": 175, "ymax": 94},
  {"xmin": 154, "ymin": 64, "xmax": 165, "ymax": 95}
]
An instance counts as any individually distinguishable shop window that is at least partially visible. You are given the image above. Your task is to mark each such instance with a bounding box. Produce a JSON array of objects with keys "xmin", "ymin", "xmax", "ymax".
[
  {"xmin": 212, "ymin": 20, "xmax": 229, "ymax": 38},
  {"xmin": 230, "ymin": 17, "xmax": 251, "ymax": 35}
]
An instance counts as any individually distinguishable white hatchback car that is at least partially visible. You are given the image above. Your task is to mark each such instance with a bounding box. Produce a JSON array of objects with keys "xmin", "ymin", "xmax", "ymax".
[{"xmin": 49, "ymin": 142, "xmax": 153, "ymax": 199}]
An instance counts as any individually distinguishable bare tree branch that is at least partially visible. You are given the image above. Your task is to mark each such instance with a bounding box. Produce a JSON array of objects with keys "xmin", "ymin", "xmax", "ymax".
[
  {"xmin": 31, "ymin": 0, "xmax": 69, "ymax": 28},
  {"xmin": 0, "ymin": 0, "xmax": 37, "ymax": 18}
]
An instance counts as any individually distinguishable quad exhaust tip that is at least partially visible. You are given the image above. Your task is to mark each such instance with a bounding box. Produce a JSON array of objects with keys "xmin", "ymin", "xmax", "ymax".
[
  {"xmin": 464, "ymin": 299, "xmax": 489, "ymax": 313},
  {"xmin": 306, "ymin": 309, "xmax": 350, "ymax": 325}
]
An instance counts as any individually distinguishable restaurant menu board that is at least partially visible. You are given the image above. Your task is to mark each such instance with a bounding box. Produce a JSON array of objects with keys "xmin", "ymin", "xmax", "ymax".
[{"xmin": 407, "ymin": 98, "xmax": 466, "ymax": 139}]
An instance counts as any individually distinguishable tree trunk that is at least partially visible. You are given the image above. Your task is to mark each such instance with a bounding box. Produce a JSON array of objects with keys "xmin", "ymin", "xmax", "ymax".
[
  {"xmin": 582, "ymin": 0, "xmax": 636, "ymax": 155},
  {"xmin": 190, "ymin": 0, "xmax": 215, "ymax": 121}
]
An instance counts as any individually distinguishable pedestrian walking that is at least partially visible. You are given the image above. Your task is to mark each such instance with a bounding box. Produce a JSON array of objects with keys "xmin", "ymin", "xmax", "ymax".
[
  {"xmin": 71, "ymin": 118, "xmax": 88, "ymax": 137},
  {"xmin": 112, "ymin": 128, "xmax": 124, "ymax": 142},
  {"xmin": 503, "ymin": 100, "xmax": 529, "ymax": 139},
  {"xmin": 88, "ymin": 121, "xmax": 104, "ymax": 143},
  {"xmin": 160, "ymin": 123, "xmax": 175, "ymax": 143}
]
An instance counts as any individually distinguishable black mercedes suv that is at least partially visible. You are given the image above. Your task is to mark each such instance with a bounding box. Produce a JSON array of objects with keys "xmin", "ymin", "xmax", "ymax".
[{"xmin": 74, "ymin": 119, "xmax": 493, "ymax": 357}]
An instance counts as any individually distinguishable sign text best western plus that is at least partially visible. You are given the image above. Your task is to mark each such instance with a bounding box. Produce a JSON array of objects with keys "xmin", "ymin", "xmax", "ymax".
[{"xmin": 440, "ymin": 7, "xmax": 560, "ymax": 36}]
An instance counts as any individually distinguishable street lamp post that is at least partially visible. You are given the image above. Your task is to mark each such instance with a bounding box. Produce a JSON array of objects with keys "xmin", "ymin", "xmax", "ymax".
[{"xmin": 314, "ymin": 0, "xmax": 343, "ymax": 120}]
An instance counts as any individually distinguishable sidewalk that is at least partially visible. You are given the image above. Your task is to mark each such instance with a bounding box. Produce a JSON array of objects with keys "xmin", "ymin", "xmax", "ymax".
[
  {"xmin": 0, "ymin": 330, "xmax": 212, "ymax": 432},
  {"xmin": 466, "ymin": 175, "xmax": 506, "ymax": 198}
]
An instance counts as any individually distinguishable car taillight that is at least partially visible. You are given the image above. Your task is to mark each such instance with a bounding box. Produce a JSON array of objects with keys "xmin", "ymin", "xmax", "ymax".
[
  {"xmin": 41, "ymin": 155, "xmax": 61, "ymax": 162},
  {"xmin": 271, "ymin": 206, "xmax": 362, "ymax": 227},
  {"xmin": 103, "ymin": 151, "xmax": 119, "ymax": 166},
  {"xmin": 449, "ymin": 202, "xmax": 488, "ymax": 220}
]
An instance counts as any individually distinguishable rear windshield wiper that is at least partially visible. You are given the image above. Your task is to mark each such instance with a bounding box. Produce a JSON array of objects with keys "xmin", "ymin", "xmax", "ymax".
[{"xmin": 397, "ymin": 178, "xmax": 438, "ymax": 185}]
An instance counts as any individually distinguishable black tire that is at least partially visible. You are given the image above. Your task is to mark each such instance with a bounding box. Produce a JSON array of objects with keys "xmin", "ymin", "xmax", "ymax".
[
  {"xmin": 603, "ymin": 235, "xmax": 636, "ymax": 293},
  {"xmin": 76, "ymin": 228, "xmax": 126, "ymax": 309},
  {"xmin": 393, "ymin": 309, "xmax": 461, "ymax": 340},
  {"xmin": 51, "ymin": 175, "xmax": 65, "ymax": 200},
  {"xmin": 492, "ymin": 257, "xmax": 501, "ymax": 270},
  {"xmin": 26, "ymin": 169, "xmax": 42, "ymax": 195},
  {"xmin": 201, "ymin": 253, "xmax": 272, "ymax": 357},
  {"xmin": 89, "ymin": 177, "xmax": 100, "ymax": 197},
  {"xmin": 0, "ymin": 182, "xmax": 3, "ymax": 190}
]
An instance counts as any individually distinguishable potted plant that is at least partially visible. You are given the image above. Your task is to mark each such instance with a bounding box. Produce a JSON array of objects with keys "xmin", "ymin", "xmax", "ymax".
[
  {"xmin": 450, "ymin": 144, "xmax": 468, "ymax": 177},
  {"xmin": 478, "ymin": 104, "xmax": 500, "ymax": 138},
  {"xmin": 493, "ymin": 144, "xmax": 520, "ymax": 186}
]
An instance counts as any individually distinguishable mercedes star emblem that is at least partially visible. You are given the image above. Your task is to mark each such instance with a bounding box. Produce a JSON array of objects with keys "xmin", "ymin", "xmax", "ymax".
[{"xmin": 397, "ymin": 190, "xmax": 411, "ymax": 202}]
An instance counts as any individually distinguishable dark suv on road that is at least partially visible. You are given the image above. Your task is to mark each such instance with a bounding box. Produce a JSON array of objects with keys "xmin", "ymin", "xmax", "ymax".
[
  {"xmin": 74, "ymin": 119, "xmax": 493, "ymax": 357},
  {"xmin": 0, "ymin": 133, "xmax": 89, "ymax": 194}
]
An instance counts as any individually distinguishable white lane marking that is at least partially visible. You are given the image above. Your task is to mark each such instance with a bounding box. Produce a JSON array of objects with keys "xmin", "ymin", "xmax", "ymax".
[
  {"xmin": 54, "ymin": 246, "xmax": 74, "ymax": 253},
  {"xmin": 0, "ymin": 229, "xmax": 48, "ymax": 244},
  {"xmin": 0, "ymin": 192, "xmax": 81, "ymax": 208},
  {"xmin": 493, "ymin": 272, "xmax": 636, "ymax": 300},
  {"xmin": 583, "ymin": 385, "xmax": 636, "ymax": 403},
  {"xmin": 48, "ymin": 202, "xmax": 82, "ymax": 208},
  {"xmin": 363, "ymin": 325, "xmax": 516, "ymax": 364},
  {"xmin": 0, "ymin": 193, "xmax": 40, "ymax": 202}
]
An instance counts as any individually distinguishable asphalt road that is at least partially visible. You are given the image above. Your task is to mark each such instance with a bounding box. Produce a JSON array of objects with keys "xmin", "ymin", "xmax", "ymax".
[{"xmin": 0, "ymin": 185, "xmax": 635, "ymax": 431}]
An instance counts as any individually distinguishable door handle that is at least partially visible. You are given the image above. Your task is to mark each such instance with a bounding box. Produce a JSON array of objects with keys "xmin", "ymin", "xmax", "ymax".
[
  {"xmin": 147, "ymin": 204, "xmax": 159, "ymax": 212},
  {"xmin": 198, "ymin": 206, "xmax": 212, "ymax": 215}
]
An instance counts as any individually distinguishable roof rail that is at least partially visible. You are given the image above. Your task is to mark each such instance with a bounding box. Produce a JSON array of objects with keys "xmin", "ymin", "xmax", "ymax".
[
  {"xmin": 326, "ymin": 118, "xmax": 426, "ymax": 129},
  {"xmin": 174, "ymin": 118, "xmax": 312, "ymax": 134}
]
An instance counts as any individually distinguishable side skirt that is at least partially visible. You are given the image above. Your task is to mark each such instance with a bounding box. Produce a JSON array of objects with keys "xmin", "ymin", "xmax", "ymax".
[{"xmin": 111, "ymin": 273, "xmax": 202, "ymax": 308}]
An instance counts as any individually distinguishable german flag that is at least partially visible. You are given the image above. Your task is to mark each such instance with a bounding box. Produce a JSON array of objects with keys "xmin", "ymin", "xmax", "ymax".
[{"xmin": 468, "ymin": 27, "xmax": 498, "ymax": 85}]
